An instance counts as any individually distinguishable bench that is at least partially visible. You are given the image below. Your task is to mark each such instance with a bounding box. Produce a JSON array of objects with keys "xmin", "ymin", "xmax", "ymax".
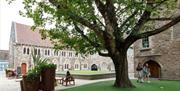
[{"xmin": 62, "ymin": 76, "xmax": 75, "ymax": 86}]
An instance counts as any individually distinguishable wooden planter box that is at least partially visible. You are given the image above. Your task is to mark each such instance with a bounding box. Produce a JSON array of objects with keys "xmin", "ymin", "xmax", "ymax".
[
  {"xmin": 21, "ymin": 76, "xmax": 40, "ymax": 91},
  {"xmin": 41, "ymin": 68, "xmax": 56, "ymax": 91}
]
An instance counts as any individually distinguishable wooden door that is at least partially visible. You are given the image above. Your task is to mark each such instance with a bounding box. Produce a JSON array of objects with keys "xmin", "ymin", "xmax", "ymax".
[
  {"xmin": 145, "ymin": 61, "xmax": 161, "ymax": 78},
  {"xmin": 21, "ymin": 63, "xmax": 27, "ymax": 75}
]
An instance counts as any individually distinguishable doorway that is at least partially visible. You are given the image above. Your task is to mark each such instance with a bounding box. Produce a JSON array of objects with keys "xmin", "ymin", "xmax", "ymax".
[
  {"xmin": 144, "ymin": 60, "xmax": 161, "ymax": 78},
  {"xmin": 21, "ymin": 63, "xmax": 27, "ymax": 75}
]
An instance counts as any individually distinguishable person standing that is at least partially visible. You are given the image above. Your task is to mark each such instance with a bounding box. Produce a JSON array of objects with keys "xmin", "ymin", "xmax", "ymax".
[
  {"xmin": 143, "ymin": 63, "xmax": 151, "ymax": 83},
  {"xmin": 136, "ymin": 62, "xmax": 143, "ymax": 83}
]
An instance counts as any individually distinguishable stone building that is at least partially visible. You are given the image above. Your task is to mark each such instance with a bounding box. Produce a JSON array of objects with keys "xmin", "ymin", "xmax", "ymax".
[
  {"xmin": 134, "ymin": 7, "xmax": 180, "ymax": 79},
  {"xmin": 9, "ymin": 22, "xmax": 134, "ymax": 76}
]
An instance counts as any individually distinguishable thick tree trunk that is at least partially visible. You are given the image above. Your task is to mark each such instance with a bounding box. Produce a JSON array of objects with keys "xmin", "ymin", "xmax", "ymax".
[{"xmin": 112, "ymin": 49, "xmax": 134, "ymax": 88}]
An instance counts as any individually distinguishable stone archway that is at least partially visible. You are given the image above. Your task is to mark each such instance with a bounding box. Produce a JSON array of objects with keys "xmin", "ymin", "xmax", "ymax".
[
  {"xmin": 144, "ymin": 60, "xmax": 161, "ymax": 78},
  {"xmin": 91, "ymin": 64, "xmax": 98, "ymax": 71}
]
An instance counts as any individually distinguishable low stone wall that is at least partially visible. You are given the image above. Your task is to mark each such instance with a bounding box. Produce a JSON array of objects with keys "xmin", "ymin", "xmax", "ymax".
[{"xmin": 56, "ymin": 73, "xmax": 115, "ymax": 80}]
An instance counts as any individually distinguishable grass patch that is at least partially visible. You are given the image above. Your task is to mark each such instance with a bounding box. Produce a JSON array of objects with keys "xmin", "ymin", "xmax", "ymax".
[
  {"xmin": 56, "ymin": 70, "xmax": 114, "ymax": 75},
  {"xmin": 60, "ymin": 80, "xmax": 180, "ymax": 91}
]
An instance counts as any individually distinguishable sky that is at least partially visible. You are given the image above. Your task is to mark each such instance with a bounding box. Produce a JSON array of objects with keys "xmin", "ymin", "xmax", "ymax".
[{"xmin": 0, "ymin": 0, "xmax": 33, "ymax": 50}]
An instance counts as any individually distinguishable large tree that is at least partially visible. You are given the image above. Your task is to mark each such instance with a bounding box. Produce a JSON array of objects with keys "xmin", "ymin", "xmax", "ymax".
[{"xmin": 9, "ymin": 0, "xmax": 180, "ymax": 88}]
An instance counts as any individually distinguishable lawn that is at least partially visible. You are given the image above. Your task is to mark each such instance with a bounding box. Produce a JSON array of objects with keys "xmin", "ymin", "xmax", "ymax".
[
  {"xmin": 56, "ymin": 70, "xmax": 114, "ymax": 75},
  {"xmin": 60, "ymin": 80, "xmax": 180, "ymax": 91}
]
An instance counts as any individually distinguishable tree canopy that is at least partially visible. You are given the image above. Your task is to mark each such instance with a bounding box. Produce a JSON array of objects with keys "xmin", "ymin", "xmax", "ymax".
[{"xmin": 8, "ymin": 0, "xmax": 179, "ymax": 56}]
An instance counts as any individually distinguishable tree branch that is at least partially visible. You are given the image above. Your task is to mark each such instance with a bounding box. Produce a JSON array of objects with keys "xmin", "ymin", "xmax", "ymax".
[
  {"xmin": 49, "ymin": 0, "xmax": 104, "ymax": 40},
  {"xmin": 137, "ymin": 15, "xmax": 180, "ymax": 38},
  {"xmin": 118, "ymin": 9, "xmax": 139, "ymax": 31},
  {"xmin": 149, "ymin": 17, "xmax": 172, "ymax": 21},
  {"xmin": 73, "ymin": 22, "xmax": 100, "ymax": 48},
  {"xmin": 95, "ymin": 0, "xmax": 106, "ymax": 18},
  {"xmin": 98, "ymin": 51, "xmax": 110, "ymax": 57},
  {"xmin": 105, "ymin": 0, "xmax": 118, "ymax": 28}
]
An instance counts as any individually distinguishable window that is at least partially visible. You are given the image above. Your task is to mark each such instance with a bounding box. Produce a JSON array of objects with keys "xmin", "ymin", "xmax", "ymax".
[
  {"xmin": 34, "ymin": 48, "xmax": 37, "ymax": 55},
  {"xmin": 48, "ymin": 50, "xmax": 50, "ymax": 56},
  {"xmin": 27, "ymin": 48, "xmax": 30, "ymax": 54},
  {"xmin": 38, "ymin": 49, "xmax": 40, "ymax": 55},
  {"xmin": 45, "ymin": 50, "xmax": 47, "ymax": 55},
  {"xmin": 64, "ymin": 64, "xmax": 69, "ymax": 69},
  {"xmin": 23, "ymin": 47, "xmax": 26, "ymax": 54},
  {"xmin": 142, "ymin": 37, "xmax": 149, "ymax": 48},
  {"xmin": 69, "ymin": 52, "xmax": 73, "ymax": 57},
  {"xmin": 23, "ymin": 47, "xmax": 30, "ymax": 55},
  {"xmin": 62, "ymin": 52, "xmax": 66, "ymax": 57}
]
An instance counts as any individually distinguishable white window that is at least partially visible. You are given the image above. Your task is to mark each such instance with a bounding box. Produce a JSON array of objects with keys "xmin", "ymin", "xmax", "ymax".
[
  {"xmin": 142, "ymin": 37, "xmax": 149, "ymax": 48},
  {"xmin": 64, "ymin": 64, "xmax": 69, "ymax": 69}
]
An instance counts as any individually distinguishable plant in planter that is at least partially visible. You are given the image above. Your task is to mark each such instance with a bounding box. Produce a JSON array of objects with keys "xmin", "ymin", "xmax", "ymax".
[
  {"xmin": 40, "ymin": 63, "xmax": 57, "ymax": 91},
  {"xmin": 22, "ymin": 68, "xmax": 40, "ymax": 91},
  {"xmin": 21, "ymin": 54, "xmax": 47, "ymax": 91},
  {"xmin": 32, "ymin": 54, "xmax": 49, "ymax": 67}
]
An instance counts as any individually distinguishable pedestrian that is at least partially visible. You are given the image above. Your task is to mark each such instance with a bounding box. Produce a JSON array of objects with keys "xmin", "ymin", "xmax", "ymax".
[
  {"xmin": 143, "ymin": 63, "xmax": 151, "ymax": 83},
  {"xmin": 136, "ymin": 62, "xmax": 143, "ymax": 83}
]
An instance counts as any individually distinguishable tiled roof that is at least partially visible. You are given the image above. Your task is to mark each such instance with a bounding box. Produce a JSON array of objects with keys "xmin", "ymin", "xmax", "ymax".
[{"xmin": 14, "ymin": 22, "xmax": 53, "ymax": 47}]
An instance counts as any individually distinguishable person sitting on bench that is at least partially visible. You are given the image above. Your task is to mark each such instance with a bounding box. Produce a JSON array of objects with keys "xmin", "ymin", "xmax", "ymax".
[{"xmin": 62, "ymin": 71, "xmax": 75, "ymax": 86}]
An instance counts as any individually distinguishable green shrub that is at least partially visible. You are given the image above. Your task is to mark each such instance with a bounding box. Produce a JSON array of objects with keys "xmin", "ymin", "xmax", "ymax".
[
  {"xmin": 25, "ymin": 68, "xmax": 40, "ymax": 82},
  {"xmin": 39, "ymin": 63, "xmax": 57, "ymax": 70}
]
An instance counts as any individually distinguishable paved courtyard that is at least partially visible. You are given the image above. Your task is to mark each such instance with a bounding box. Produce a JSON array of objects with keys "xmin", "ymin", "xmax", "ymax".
[{"xmin": 0, "ymin": 71, "xmax": 117, "ymax": 91}]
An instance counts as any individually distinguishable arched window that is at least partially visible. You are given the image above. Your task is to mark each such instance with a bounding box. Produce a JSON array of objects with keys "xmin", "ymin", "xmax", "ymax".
[
  {"xmin": 27, "ymin": 48, "xmax": 29, "ymax": 54},
  {"xmin": 48, "ymin": 50, "xmax": 50, "ymax": 55},
  {"xmin": 23, "ymin": 47, "xmax": 26, "ymax": 54},
  {"xmin": 38, "ymin": 49, "xmax": 41, "ymax": 55},
  {"xmin": 64, "ymin": 64, "xmax": 69, "ymax": 69},
  {"xmin": 75, "ymin": 64, "xmax": 79, "ymax": 69},
  {"xmin": 45, "ymin": 50, "xmax": 47, "ymax": 55}
]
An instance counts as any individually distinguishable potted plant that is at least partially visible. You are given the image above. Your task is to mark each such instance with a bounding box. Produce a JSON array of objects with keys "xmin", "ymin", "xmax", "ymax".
[
  {"xmin": 20, "ymin": 54, "xmax": 44, "ymax": 91},
  {"xmin": 22, "ymin": 68, "xmax": 40, "ymax": 91},
  {"xmin": 40, "ymin": 63, "xmax": 57, "ymax": 91}
]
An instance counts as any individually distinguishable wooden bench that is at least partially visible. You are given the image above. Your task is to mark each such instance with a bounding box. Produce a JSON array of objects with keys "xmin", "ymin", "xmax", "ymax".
[
  {"xmin": 62, "ymin": 76, "xmax": 75, "ymax": 86},
  {"xmin": 56, "ymin": 77, "xmax": 63, "ymax": 84}
]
